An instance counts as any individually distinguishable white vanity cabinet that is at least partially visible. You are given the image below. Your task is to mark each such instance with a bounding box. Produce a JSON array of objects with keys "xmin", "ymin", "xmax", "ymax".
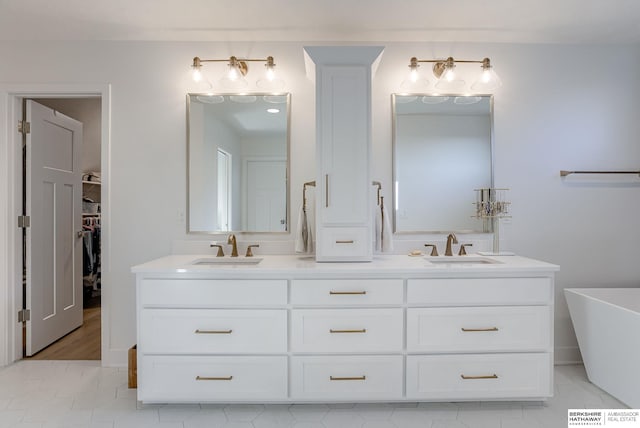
[
  {"xmin": 135, "ymin": 278, "xmax": 289, "ymax": 403},
  {"xmin": 290, "ymin": 278, "xmax": 404, "ymax": 400},
  {"xmin": 304, "ymin": 46, "xmax": 384, "ymax": 262},
  {"xmin": 133, "ymin": 255, "xmax": 558, "ymax": 403},
  {"xmin": 405, "ymin": 277, "xmax": 554, "ymax": 400}
]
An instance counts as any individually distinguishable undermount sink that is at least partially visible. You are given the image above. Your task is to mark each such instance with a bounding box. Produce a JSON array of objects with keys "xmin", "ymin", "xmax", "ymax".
[
  {"xmin": 426, "ymin": 256, "xmax": 501, "ymax": 265},
  {"xmin": 191, "ymin": 257, "xmax": 263, "ymax": 266}
]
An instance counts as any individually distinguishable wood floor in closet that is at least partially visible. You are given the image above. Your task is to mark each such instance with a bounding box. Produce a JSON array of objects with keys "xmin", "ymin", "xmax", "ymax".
[{"xmin": 27, "ymin": 304, "xmax": 101, "ymax": 360}]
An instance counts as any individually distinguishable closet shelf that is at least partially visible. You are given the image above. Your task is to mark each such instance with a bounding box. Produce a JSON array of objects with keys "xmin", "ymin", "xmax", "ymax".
[{"xmin": 82, "ymin": 180, "xmax": 101, "ymax": 185}]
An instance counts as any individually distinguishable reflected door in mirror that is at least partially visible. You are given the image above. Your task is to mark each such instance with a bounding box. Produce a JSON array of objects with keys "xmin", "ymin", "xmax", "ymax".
[{"xmin": 187, "ymin": 93, "xmax": 290, "ymax": 233}]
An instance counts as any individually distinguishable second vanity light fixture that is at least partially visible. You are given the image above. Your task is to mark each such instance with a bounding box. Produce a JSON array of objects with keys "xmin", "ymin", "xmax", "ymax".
[
  {"xmin": 191, "ymin": 55, "xmax": 284, "ymax": 91},
  {"xmin": 404, "ymin": 56, "xmax": 502, "ymax": 92}
]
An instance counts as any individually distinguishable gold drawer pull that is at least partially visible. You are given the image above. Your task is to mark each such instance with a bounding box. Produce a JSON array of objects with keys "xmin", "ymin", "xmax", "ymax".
[
  {"xmin": 461, "ymin": 327, "xmax": 499, "ymax": 332},
  {"xmin": 195, "ymin": 329, "xmax": 233, "ymax": 334},
  {"xmin": 329, "ymin": 291, "xmax": 367, "ymax": 295},
  {"xmin": 329, "ymin": 329, "xmax": 367, "ymax": 333},
  {"xmin": 196, "ymin": 376, "xmax": 233, "ymax": 381},
  {"xmin": 330, "ymin": 375, "xmax": 366, "ymax": 381},
  {"xmin": 460, "ymin": 374, "xmax": 498, "ymax": 380},
  {"xmin": 335, "ymin": 240, "xmax": 355, "ymax": 244}
]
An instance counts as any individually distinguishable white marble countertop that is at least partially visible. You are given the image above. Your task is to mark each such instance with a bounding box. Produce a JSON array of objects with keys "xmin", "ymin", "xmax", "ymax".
[{"xmin": 131, "ymin": 254, "xmax": 559, "ymax": 278}]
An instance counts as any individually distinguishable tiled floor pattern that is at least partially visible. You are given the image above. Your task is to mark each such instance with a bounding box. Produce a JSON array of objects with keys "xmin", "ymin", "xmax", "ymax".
[{"xmin": 0, "ymin": 361, "xmax": 627, "ymax": 428}]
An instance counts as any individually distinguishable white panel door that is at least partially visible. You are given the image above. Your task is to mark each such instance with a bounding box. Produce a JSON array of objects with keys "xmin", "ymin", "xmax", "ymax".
[
  {"xmin": 25, "ymin": 100, "xmax": 83, "ymax": 356},
  {"xmin": 246, "ymin": 159, "xmax": 286, "ymax": 231}
]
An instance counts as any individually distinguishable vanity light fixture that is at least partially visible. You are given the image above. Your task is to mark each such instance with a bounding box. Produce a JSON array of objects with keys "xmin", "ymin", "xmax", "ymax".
[
  {"xmin": 191, "ymin": 55, "xmax": 284, "ymax": 91},
  {"xmin": 404, "ymin": 56, "xmax": 502, "ymax": 92}
]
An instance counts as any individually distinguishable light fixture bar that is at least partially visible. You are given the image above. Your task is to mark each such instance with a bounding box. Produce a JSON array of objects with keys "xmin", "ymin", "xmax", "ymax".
[
  {"xmin": 405, "ymin": 56, "xmax": 501, "ymax": 91},
  {"xmin": 191, "ymin": 55, "xmax": 278, "ymax": 86}
]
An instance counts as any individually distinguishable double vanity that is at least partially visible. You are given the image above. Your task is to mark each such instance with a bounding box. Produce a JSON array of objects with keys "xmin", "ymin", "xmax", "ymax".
[{"xmin": 132, "ymin": 254, "xmax": 558, "ymax": 403}]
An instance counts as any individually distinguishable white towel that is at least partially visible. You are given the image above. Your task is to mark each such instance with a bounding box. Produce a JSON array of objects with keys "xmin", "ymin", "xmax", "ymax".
[
  {"xmin": 294, "ymin": 206, "xmax": 314, "ymax": 254},
  {"xmin": 374, "ymin": 202, "xmax": 383, "ymax": 252},
  {"xmin": 380, "ymin": 203, "xmax": 393, "ymax": 253}
]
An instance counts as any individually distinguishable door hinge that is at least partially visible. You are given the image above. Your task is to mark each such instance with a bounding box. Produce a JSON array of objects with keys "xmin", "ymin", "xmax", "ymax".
[
  {"xmin": 18, "ymin": 309, "xmax": 30, "ymax": 323},
  {"xmin": 18, "ymin": 215, "xmax": 30, "ymax": 228},
  {"xmin": 18, "ymin": 120, "xmax": 31, "ymax": 134}
]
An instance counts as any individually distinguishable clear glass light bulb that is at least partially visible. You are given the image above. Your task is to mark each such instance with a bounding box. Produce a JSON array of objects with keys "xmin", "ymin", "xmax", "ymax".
[
  {"xmin": 192, "ymin": 67, "xmax": 202, "ymax": 82},
  {"xmin": 444, "ymin": 68, "xmax": 456, "ymax": 82},
  {"xmin": 266, "ymin": 66, "xmax": 275, "ymax": 81},
  {"xmin": 227, "ymin": 64, "xmax": 239, "ymax": 81},
  {"xmin": 409, "ymin": 67, "xmax": 419, "ymax": 83}
]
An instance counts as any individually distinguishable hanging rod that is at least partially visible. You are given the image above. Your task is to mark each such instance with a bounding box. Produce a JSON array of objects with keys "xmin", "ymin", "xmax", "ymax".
[{"xmin": 560, "ymin": 170, "xmax": 640, "ymax": 177}]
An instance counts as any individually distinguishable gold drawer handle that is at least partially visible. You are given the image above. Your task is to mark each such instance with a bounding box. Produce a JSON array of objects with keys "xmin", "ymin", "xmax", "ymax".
[
  {"xmin": 335, "ymin": 240, "xmax": 355, "ymax": 244},
  {"xmin": 329, "ymin": 329, "xmax": 367, "ymax": 333},
  {"xmin": 195, "ymin": 329, "xmax": 233, "ymax": 334},
  {"xmin": 461, "ymin": 327, "xmax": 499, "ymax": 332},
  {"xmin": 460, "ymin": 374, "xmax": 498, "ymax": 380},
  {"xmin": 196, "ymin": 376, "xmax": 233, "ymax": 381},
  {"xmin": 330, "ymin": 375, "xmax": 366, "ymax": 381},
  {"xmin": 329, "ymin": 291, "xmax": 367, "ymax": 295}
]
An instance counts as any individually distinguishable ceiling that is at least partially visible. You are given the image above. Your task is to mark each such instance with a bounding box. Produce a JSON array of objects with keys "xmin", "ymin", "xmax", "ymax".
[{"xmin": 1, "ymin": 0, "xmax": 639, "ymax": 44}]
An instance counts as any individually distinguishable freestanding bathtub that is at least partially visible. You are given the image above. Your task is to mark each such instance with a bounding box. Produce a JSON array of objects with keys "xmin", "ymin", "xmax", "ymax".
[{"xmin": 565, "ymin": 288, "xmax": 640, "ymax": 408}]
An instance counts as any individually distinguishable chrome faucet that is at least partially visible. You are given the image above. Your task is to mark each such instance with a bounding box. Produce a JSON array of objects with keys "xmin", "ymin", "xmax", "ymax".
[
  {"xmin": 227, "ymin": 234, "xmax": 238, "ymax": 257},
  {"xmin": 445, "ymin": 233, "xmax": 458, "ymax": 256}
]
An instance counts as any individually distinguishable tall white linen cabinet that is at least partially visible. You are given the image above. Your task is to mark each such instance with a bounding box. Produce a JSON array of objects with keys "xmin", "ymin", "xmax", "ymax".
[{"xmin": 304, "ymin": 46, "xmax": 384, "ymax": 262}]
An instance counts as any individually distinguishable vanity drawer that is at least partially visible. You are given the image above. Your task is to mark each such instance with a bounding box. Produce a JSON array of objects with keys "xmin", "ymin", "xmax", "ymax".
[
  {"xmin": 406, "ymin": 306, "xmax": 551, "ymax": 352},
  {"xmin": 138, "ymin": 355, "xmax": 287, "ymax": 402},
  {"xmin": 291, "ymin": 355, "xmax": 403, "ymax": 400},
  {"xmin": 317, "ymin": 227, "xmax": 371, "ymax": 259},
  {"xmin": 291, "ymin": 309, "xmax": 403, "ymax": 352},
  {"xmin": 291, "ymin": 279, "xmax": 403, "ymax": 306},
  {"xmin": 139, "ymin": 279, "xmax": 287, "ymax": 307},
  {"xmin": 407, "ymin": 277, "xmax": 552, "ymax": 306},
  {"xmin": 406, "ymin": 353, "xmax": 553, "ymax": 400},
  {"xmin": 140, "ymin": 309, "xmax": 287, "ymax": 354}
]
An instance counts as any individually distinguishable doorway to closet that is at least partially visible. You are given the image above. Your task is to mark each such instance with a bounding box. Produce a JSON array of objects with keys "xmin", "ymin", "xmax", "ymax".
[{"xmin": 23, "ymin": 97, "xmax": 102, "ymax": 361}]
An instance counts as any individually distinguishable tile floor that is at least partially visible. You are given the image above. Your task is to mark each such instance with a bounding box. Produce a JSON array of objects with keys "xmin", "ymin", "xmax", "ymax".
[{"xmin": 0, "ymin": 361, "xmax": 627, "ymax": 428}]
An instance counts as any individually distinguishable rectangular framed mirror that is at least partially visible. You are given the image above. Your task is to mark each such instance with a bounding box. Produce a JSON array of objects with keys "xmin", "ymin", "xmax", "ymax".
[
  {"xmin": 187, "ymin": 93, "xmax": 290, "ymax": 233},
  {"xmin": 392, "ymin": 94, "xmax": 493, "ymax": 233}
]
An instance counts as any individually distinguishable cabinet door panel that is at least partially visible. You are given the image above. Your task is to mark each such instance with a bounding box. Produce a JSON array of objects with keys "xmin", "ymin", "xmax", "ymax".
[
  {"xmin": 406, "ymin": 353, "xmax": 553, "ymax": 400},
  {"xmin": 140, "ymin": 309, "xmax": 287, "ymax": 354},
  {"xmin": 291, "ymin": 355, "xmax": 403, "ymax": 400},
  {"xmin": 139, "ymin": 356, "xmax": 288, "ymax": 402},
  {"xmin": 291, "ymin": 308, "xmax": 403, "ymax": 352},
  {"xmin": 318, "ymin": 66, "xmax": 369, "ymax": 226},
  {"xmin": 407, "ymin": 306, "xmax": 551, "ymax": 352},
  {"xmin": 140, "ymin": 279, "xmax": 288, "ymax": 307},
  {"xmin": 407, "ymin": 277, "xmax": 552, "ymax": 306},
  {"xmin": 291, "ymin": 279, "xmax": 403, "ymax": 306}
]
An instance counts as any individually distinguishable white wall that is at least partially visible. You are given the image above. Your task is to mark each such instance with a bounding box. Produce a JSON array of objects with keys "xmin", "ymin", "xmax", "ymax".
[
  {"xmin": 396, "ymin": 114, "xmax": 491, "ymax": 231},
  {"xmin": 1, "ymin": 40, "xmax": 639, "ymax": 365}
]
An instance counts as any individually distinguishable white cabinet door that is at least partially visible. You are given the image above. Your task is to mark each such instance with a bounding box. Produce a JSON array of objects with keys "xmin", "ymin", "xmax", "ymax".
[
  {"xmin": 140, "ymin": 355, "xmax": 288, "ymax": 402},
  {"xmin": 291, "ymin": 355, "xmax": 403, "ymax": 400},
  {"xmin": 406, "ymin": 353, "xmax": 553, "ymax": 400},
  {"xmin": 318, "ymin": 66, "xmax": 370, "ymax": 226},
  {"xmin": 291, "ymin": 308, "xmax": 403, "ymax": 353}
]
